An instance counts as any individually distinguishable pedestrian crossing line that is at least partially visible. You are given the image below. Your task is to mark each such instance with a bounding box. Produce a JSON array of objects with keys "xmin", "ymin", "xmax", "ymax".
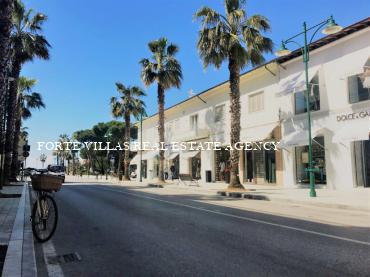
[{"xmin": 96, "ymin": 186, "xmax": 370, "ymax": 247}]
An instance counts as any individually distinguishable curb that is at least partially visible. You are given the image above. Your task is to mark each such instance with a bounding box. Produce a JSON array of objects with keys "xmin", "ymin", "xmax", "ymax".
[
  {"xmin": 2, "ymin": 183, "xmax": 37, "ymax": 277},
  {"xmin": 217, "ymin": 191, "xmax": 370, "ymax": 212},
  {"xmin": 264, "ymin": 197, "xmax": 370, "ymax": 212}
]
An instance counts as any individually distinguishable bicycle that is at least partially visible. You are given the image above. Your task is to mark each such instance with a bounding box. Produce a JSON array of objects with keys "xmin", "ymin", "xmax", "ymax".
[{"xmin": 30, "ymin": 169, "xmax": 63, "ymax": 242}]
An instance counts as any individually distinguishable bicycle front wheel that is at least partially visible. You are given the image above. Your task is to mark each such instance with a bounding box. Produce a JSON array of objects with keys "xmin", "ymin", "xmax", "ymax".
[{"xmin": 32, "ymin": 194, "xmax": 58, "ymax": 242}]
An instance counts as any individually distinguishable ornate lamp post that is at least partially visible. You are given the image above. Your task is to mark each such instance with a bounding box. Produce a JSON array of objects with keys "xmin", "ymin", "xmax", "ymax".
[
  {"xmin": 139, "ymin": 112, "xmax": 143, "ymax": 182},
  {"xmin": 275, "ymin": 16, "xmax": 342, "ymax": 197}
]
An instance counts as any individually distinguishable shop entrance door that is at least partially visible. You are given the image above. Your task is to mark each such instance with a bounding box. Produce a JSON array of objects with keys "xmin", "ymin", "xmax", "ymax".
[
  {"xmin": 265, "ymin": 150, "xmax": 276, "ymax": 183},
  {"xmin": 365, "ymin": 140, "xmax": 370, "ymax": 187},
  {"xmin": 245, "ymin": 151, "xmax": 253, "ymax": 182},
  {"xmin": 354, "ymin": 140, "xmax": 370, "ymax": 187}
]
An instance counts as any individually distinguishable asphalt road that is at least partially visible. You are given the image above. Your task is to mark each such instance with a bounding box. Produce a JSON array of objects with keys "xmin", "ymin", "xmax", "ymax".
[{"xmin": 34, "ymin": 184, "xmax": 370, "ymax": 277}]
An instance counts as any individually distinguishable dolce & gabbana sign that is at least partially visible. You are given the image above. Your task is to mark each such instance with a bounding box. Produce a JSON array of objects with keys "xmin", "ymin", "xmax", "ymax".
[{"xmin": 336, "ymin": 110, "xmax": 370, "ymax": 122}]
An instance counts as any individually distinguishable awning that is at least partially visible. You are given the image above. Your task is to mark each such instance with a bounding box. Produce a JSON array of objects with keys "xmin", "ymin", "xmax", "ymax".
[
  {"xmin": 130, "ymin": 151, "xmax": 158, "ymax": 164},
  {"xmin": 279, "ymin": 125, "xmax": 324, "ymax": 148},
  {"xmin": 240, "ymin": 123, "xmax": 277, "ymax": 141},
  {"xmin": 332, "ymin": 119, "xmax": 370, "ymax": 143},
  {"xmin": 278, "ymin": 66, "xmax": 320, "ymax": 95},
  {"xmin": 181, "ymin": 151, "xmax": 200, "ymax": 160},
  {"xmin": 167, "ymin": 152, "xmax": 179, "ymax": 160},
  {"xmin": 130, "ymin": 154, "xmax": 140, "ymax": 165}
]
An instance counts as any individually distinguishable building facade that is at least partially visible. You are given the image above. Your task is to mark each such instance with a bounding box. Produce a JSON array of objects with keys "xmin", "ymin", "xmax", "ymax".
[{"xmin": 132, "ymin": 18, "xmax": 370, "ymax": 190}]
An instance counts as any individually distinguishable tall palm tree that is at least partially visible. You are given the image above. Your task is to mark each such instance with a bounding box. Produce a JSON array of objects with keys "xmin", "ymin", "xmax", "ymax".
[
  {"xmin": 195, "ymin": 0, "xmax": 272, "ymax": 188},
  {"xmin": 111, "ymin": 83, "xmax": 146, "ymax": 180},
  {"xmin": 140, "ymin": 38, "xmax": 182, "ymax": 183},
  {"xmin": 54, "ymin": 134, "xmax": 70, "ymax": 168},
  {"xmin": 10, "ymin": 77, "xmax": 45, "ymax": 178},
  {"xmin": 4, "ymin": 0, "xmax": 50, "ymax": 181},
  {"xmin": 0, "ymin": 0, "xmax": 14, "ymax": 189}
]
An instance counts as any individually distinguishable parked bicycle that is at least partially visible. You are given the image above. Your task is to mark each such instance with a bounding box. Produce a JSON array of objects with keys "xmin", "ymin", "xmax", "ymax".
[{"xmin": 30, "ymin": 169, "xmax": 63, "ymax": 242}]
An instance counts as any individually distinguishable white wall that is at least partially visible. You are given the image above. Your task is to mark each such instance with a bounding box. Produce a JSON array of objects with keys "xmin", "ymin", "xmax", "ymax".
[{"xmin": 139, "ymin": 27, "xmax": 370, "ymax": 189}]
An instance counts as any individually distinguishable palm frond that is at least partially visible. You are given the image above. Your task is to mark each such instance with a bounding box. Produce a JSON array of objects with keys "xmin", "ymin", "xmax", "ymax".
[
  {"xmin": 194, "ymin": 6, "xmax": 223, "ymax": 30},
  {"xmin": 29, "ymin": 13, "xmax": 47, "ymax": 32},
  {"xmin": 195, "ymin": 1, "xmax": 272, "ymax": 70},
  {"xmin": 21, "ymin": 108, "xmax": 32, "ymax": 119},
  {"xmin": 11, "ymin": 1, "xmax": 51, "ymax": 66},
  {"xmin": 25, "ymin": 92, "xmax": 45, "ymax": 109},
  {"xmin": 167, "ymin": 43, "xmax": 179, "ymax": 57},
  {"xmin": 246, "ymin": 15, "xmax": 271, "ymax": 32}
]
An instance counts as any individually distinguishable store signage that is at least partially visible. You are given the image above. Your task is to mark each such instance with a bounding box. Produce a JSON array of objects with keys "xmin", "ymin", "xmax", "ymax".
[{"xmin": 336, "ymin": 110, "xmax": 370, "ymax": 122}]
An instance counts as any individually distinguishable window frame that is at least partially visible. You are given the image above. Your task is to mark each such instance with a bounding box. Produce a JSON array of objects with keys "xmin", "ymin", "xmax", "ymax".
[
  {"xmin": 294, "ymin": 73, "xmax": 321, "ymax": 115},
  {"xmin": 347, "ymin": 73, "xmax": 370, "ymax": 104},
  {"xmin": 190, "ymin": 114, "xmax": 198, "ymax": 131},
  {"xmin": 248, "ymin": 91, "xmax": 265, "ymax": 113},
  {"xmin": 214, "ymin": 104, "xmax": 225, "ymax": 123}
]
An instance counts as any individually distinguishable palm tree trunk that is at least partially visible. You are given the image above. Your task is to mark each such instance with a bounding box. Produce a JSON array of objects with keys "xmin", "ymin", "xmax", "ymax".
[
  {"xmin": 72, "ymin": 152, "xmax": 76, "ymax": 175},
  {"xmin": 228, "ymin": 56, "xmax": 244, "ymax": 189},
  {"xmin": 123, "ymin": 112, "xmax": 131, "ymax": 180},
  {"xmin": 117, "ymin": 150, "xmax": 123, "ymax": 180},
  {"xmin": 0, "ymin": 0, "xmax": 14, "ymax": 188},
  {"xmin": 157, "ymin": 84, "xmax": 165, "ymax": 183},
  {"xmin": 10, "ymin": 106, "xmax": 22, "ymax": 180},
  {"xmin": 4, "ymin": 62, "xmax": 21, "ymax": 182}
]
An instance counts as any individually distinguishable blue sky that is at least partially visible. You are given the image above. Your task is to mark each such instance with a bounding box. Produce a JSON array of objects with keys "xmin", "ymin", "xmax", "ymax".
[{"xmin": 22, "ymin": 0, "xmax": 369, "ymax": 167}]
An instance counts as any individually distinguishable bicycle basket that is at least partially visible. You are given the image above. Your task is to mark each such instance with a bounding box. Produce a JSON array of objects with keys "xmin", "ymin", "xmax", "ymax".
[{"xmin": 31, "ymin": 174, "xmax": 63, "ymax": 191}]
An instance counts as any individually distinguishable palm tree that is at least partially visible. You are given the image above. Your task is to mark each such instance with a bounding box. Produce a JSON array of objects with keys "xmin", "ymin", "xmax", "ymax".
[
  {"xmin": 4, "ymin": 0, "xmax": 50, "ymax": 181},
  {"xmin": 54, "ymin": 134, "xmax": 70, "ymax": 168},
  {"xmin": 194, "ymin": 0, "xmax": 272, "ymax": 188},
  {"xmin": 111, "ymin": 83, "xmax": 146, "ymax": 180},
  {"xmin": 0, "ymin": 0, "xmax": 14, "ymax": 189},
  {"xmin": 10, "ymin": 77, "xmax": 45, "ymax": 178},
  {"xmin": 140, "ymin": 38, "xmax": 182, "ymax": 183}
]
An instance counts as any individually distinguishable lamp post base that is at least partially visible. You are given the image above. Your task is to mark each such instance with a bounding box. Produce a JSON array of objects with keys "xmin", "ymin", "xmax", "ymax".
[{"xmin": 309, "ymin": 189, "xmax": 317, "ymax": 197}]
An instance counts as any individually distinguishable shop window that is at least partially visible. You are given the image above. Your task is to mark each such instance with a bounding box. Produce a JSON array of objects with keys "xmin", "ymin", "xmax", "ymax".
[
  {"xmin": 295, "ymin": 136, "xmax": 326, "ymax": 184},
  {"xmin": 244, "ymin": 148, "xmax": 276, "ymax": 184},
  {"xmin": 190, "ymin": 114, "xmax": 198, "ymax": 131},
  {"xmin": 215, "ymin": 147, "xmax": 230, "ymax": 182},
  {"xmin": 348, "ymin": 74, "xmax": 370, "ymax": 104},
  {"xmin": 214, "ymin": 105, "xmax": 225, "ymax": 122},
  {"xmin": 294, "ymin": 74, "xmax": 320, "ymax": 114},
  {"xmin": 353, "ymin": 140, "xmax": 370, "ymax": 187},
  {"xmin": 249, "ymin": 91, "xmax": 264, "ymax": 113},
  {"xmin": 191, "ymin": 154, "xmax": 201, "ymax": 179},
  {"xmin": 141, "ymin": 160, "xmax": 147, "ymax": 179}
]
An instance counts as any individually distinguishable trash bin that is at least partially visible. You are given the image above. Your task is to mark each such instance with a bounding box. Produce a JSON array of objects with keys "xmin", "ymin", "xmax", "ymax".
[{"xmin": 205, "ymin": 170, "xmax": 212, "ymax": 183}]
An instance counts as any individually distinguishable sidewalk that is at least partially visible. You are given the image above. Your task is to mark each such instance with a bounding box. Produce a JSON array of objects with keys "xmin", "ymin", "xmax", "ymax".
[
  {"xmin": 66, "ymin": 175, "xmax": 370, "ymax": 212},
  {"xmin": 0, "ymin": 183, "xmax": 37, "ymax": 277},
  {"xmin": 0, "ymin": 186, "xmax": 22, "ymax": 245}
]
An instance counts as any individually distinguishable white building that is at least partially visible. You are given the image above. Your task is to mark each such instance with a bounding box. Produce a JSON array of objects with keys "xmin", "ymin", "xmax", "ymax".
[{"xmin": 132, "ymin": 17, "xmax": 370, "ymax": 190}]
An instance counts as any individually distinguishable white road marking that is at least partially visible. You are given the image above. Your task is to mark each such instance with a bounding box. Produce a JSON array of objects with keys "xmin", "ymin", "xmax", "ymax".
[
  {"xmin": 42, "ymin": 239, "xmax": 65, "ymax": 277},
  {"xmin": 30, "ymin": 190, "xmax": 64, "ymax": 276},
  {"xmin": 96, "ymin": 186, "xmax": 370, "ymax": 246}
]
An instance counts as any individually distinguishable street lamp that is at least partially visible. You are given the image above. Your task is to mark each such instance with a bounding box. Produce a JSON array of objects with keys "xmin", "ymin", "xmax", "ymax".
[
  {"xmin": 275, "ymin": 16, "xmax": 342, "ymax": 197},
  {"xmin": 139, "ymin": 112, "xmax": 143, "ymax": 182}
]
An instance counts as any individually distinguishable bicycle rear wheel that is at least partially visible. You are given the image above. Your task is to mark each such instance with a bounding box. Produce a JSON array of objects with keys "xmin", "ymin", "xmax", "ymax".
[{"xmin": 31, "ymin": 194, "xmax": 58, "ymax": 242}]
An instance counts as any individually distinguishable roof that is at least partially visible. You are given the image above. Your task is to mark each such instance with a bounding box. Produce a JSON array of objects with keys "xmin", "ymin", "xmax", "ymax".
[
  {"xmin": 142, "ymin": 17, "xmax": 370, "ymax": 122},
  {"xmin": 276, "ymin": 17, "xmax": 370, "ymax": 64}
]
